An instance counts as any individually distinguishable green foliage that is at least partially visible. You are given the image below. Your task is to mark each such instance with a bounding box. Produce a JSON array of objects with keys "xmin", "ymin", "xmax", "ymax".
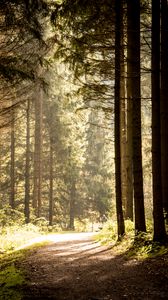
[
  {"xmin": 126, "ymin": 233, "xmax": 168, "ymax": 259},
  {"xmin": 0, "ymin": 206, "xmax": 25, "ymax": 227},
  {"xmin": 96, "ymin": 219, "xmax": 168, "ymax": 259},
  {"xmin": 0, "ymin": 241, "xmax": 50, "ymax": 300},
  {"xmin": 74, "ymin": 218, "xmax": 100, "ymax": 232},
  {"xmin": 0, "ymin": 265, "xmax": 25, "ymax": 300},
  {"xmin": 74, "ymin": 219, "xmax": 88, "ymax": 232},
  {"xmin": 96, "ymin": 220, "xmax": 118, "ymax": 244},
  {"xmin": 47, "ymin": 224, "xmax": 62, "ymax": 232},
  {"xmin": 0, "ymin": 223, "xmax": 42, "ymax": 252},
  {"xmin": 33, "ymin": 217, "xmax": 49, "ymax": 231},
  {"xmin": 0, "ymin": 247, "xmax": 29, "ymax": 300}
]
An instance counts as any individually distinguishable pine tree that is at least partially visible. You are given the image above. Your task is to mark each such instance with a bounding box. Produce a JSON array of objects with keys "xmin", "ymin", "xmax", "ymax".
[
  {"xmin": 24, "ymin": 99, "xmax": 31, "ymax": 223},
  {"xmin": 114, "ymin": 0, "xmax": 125, "ymax": 238},
  {"xmin": 127, "ymin": 0, "xmax": 146, "ymax": 233},
  {"xmin": 160, "ymin": 0, "xmax": 168, "ymax": 224},
  {"xmin": 152, "ymin": 0, "xmax": 167, "ymax": 242}
]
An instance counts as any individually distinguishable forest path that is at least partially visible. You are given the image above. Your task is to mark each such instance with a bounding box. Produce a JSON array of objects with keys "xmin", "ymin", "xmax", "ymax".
[{"xmin": 22, "ymin": 232, "xmax": 168, "ymax": 300}]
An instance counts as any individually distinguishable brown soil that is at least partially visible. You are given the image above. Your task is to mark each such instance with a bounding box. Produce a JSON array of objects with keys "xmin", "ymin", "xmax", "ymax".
[{"xmin": 22, "ymin": 233, "xmax": 168, "ymax": 300}]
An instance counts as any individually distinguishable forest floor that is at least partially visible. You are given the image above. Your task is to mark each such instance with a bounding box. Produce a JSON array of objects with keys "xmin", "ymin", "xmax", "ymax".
[{"xmin": 20, "ymin": 232, "xmax": 168, "ymax": 300}]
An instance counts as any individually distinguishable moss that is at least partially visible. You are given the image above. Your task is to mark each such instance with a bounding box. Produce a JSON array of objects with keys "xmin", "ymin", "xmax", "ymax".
[
  {"xmin": 0, "ymin": 264, "xmax": 25, "ymax": 300},
  {"xmin": 0, "ymin": 241, "xmax": 50, "ymax": 300}
]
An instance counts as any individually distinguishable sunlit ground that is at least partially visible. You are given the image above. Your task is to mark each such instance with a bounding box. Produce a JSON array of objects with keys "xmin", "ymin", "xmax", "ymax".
[
  {"xmin": 0, "ymin": 222, "xmax": 101, "ymax": 252},
  {"xmin": 16, "ymin": 232, "xmax": 97, "ymax": 250}
]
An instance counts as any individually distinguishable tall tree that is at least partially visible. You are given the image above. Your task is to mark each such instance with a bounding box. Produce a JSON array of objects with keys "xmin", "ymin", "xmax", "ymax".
[
  {"xmin": 120, "ymin": 10, "xmax": 127, "ymax": 220},
  {"xmin": 152, "ymin": 0, "xmax": 167, "ymax": 242},
  {"xmin": 160, "ymin": 0, "xmax": 168, "ymax": 224},
  {"xmin": 69, "ymin": 178, "xmax": 76, "ymax": 230},
  {"xmin": 49, "ymin": 137, "xmax": 54, "ymax": 226},
  {"xmin": 127, "ymin": 0, "xmax": 146, "ymax": 233},
  {"xmin": 24, "ymin": 99, "xmax": 31, "ymax": 223},
  {"xmin": 10, "ymin": 106, "xmax": 15, "ymax": 209},
  {"xmin": 33, "ymin": 83, "xmax": 43, "ymax": 217},
  {"xmin": 125, "ymin": 0, "xmax": 133, "ymax": 221},
  {"xmin": 114, "ymin": 0, "xmax": 125, "ymax": 238}
]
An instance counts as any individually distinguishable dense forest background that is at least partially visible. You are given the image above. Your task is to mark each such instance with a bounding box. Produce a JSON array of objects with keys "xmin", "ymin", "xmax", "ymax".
[{"xmin": 0, "ymin": 0, "xmax": 168, "ymax": 248}]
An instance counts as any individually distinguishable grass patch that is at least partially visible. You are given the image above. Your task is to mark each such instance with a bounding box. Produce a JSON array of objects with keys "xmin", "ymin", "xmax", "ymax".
[
  {"xmin": 125, "ymin": 233, "xmax": 168, "ymax": 259},
  {"xmin": 0, "ymin": 224, "xmax": 44, "ymax": 252},
  {"xmin": 0, "ymin": 265, "xmax": 25, "ymax": 300},
  {"xmin": 0, "ymin": 249, "xmax": 28, "ymax": 300},
  {"xmin": 0, "ymin": 242, "xmax": 50, "ymax": 300},
  {"xmin": 96, "ymin": 220, "xmax": 168, "ymax": 260}
]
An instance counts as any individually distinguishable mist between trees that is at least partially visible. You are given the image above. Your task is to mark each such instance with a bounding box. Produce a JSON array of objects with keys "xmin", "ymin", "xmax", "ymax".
[{"xmin": 0, "ymin": 0, "xmax": 167, "ymax": 244}]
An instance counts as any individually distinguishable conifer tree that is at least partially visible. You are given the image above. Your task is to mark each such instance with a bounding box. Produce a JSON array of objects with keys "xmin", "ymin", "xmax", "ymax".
[{"xmin": 127, "ymin": 0, "xmax": 146, "ymax": 233}]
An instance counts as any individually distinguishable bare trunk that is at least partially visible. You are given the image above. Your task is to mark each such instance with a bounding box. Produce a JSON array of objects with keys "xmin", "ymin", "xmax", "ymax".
[
  {"xmin": 127, "ymin": 0, "xmax": 146, "ymax": 233},
  {"xmin": 161, "ymin": 0, "xmax": 168, "ymax": 224},
  {"xmin": 24, "ymin": 99, "xmax": 31, "ymax": 223},
  {"xmin": 152, "ymin": 0, "xmax": 167, "ymax": 242},
  {"xmin": 69, "ymin": 179, "xmax": 75, "ymax": 231},
  {"xmin": 125, "ymin": 3, "xmax": 133, "ymax": 220},
  {"xmin": 120, "ymin": 31, "xmax": 127, "ymax": 218},
  {"xmin": 114, "ymin": 0, "xmax": 125, "ymax": 238},
  {"xmin": 10, "ymin": 107, "xmax": 15, "ymax": 209},
  {"xmin": 49, "ymin": 139, "xmax": 54, "ymax": 226},
  {"xmin": 33, "ymin": 85, "xmax": 43, "ymax": 217}
]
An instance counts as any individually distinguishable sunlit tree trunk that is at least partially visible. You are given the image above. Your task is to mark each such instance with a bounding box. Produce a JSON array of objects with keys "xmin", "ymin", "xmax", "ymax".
[
  {"xmin": 49, "ymin": 138, "xmax": 54, "ymax": 226},
  {"xmin": 152, "ymin": 0, "xmax": 167, "ymax": 242},
  {"xmin": 33, "ymin": 84, "xmax": 43, "ymax": 217},
  {"xmin": 114, "ymin": 0, "xmax": 125, "ymax": 239},
  {"xmin": 161, "ymin": 0, "xmax": 168, "ymax": 224},
  {"xmin": 127, "ymin": 0, "xmax": 146, "ymax": 233},
  {"xmin": 10, "ymin": 106, "xmax": 15, "ymax": 209},
  {"xmin": 24, "ymin": 99, "xmax": 31, "ymax": 223},
  {"xmin": 69, "ymin": 179, "xmax": 76, "ymax": 231}
]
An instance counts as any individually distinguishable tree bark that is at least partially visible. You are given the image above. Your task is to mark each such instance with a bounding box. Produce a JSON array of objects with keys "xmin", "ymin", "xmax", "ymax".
[
  {"xmin": 114, "ymin": 0, "xmax": 125, "ymax": 239},
  {"xmin": 49, "ymin": 138, "xmax": 54, "ymax": 226},
  {"xmin": 10, "ymin": 107, "xmax": 15, "ymax": 209},
  {"xmin": 125, "ymin": 1, "xmax": 133, "ymax": 220},
  {"xmin": 152, "ymin": 0, "xmax": 167, "ymax": 242},
  {"xmin": 127, "ymin": 0, "xmax": 146, "ymax": 233},
  {"xmin": 120, "ymin": 24, "xmax": 127, "ymax": 219},
  {"xmin": 69, "ymin": 179, "xmax": 75, "ymax": 230},
  {"xmin": 33, "ymin": 84, "xmax": 43, "ymax": 217},
  {"xmin": 160, "ymin": 0, "xmax": 168, "ymax": 224},
  {"xmin": 24, "ymin": 99, "xmax": 31, "ymax": 223}
]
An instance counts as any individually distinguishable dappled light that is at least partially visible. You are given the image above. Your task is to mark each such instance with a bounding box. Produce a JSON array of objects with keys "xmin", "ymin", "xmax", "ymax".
[
  {"xmin": 16, "ymin": 232, "xmax": 97, "ymax": 251},
  {"xmin": 22, "ymin": 233, "xmax": 167, "ymax": 300}
]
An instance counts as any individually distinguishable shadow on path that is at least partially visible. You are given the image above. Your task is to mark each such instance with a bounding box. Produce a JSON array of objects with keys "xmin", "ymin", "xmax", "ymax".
[{"xmin": 22, "ymin": 234, "xmax": 168, "ymax": 300}]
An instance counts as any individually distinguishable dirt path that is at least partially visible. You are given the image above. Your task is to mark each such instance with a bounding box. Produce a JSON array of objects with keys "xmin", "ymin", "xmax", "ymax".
[{"xmin": 22, "ymin": 233, "xmax": 168, "ymax": 300}]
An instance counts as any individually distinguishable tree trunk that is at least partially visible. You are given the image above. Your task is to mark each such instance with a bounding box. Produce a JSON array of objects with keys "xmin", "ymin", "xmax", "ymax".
[
  {"xmin": 127, "ymin": 0, "xmax": 146, "ymax": 233},
  {"xmin": 125, "ymin": 1, "xmax": 133, "ymax": 221},
  {"xmin": 114, "ymin": 0, "xmax": 125, "ymax": 239},
  {"xmin": 160, "ymin": 0, "xmax": 168, "ymax": 224},
  {"xmin": 152, "ymin": 0, "xmax": 167, "ymax": 242},
  {"xmin": 49, "ymin": 138, "xmax": 54, "ymax": 226},
  {"xmin": 10, "ymin": 107, "xmax": 15, "ymax": 209},
  {"xmin": 69, "ymin": 179, "xmax": 75, "ymax": 230},
  {"xmin": 24, "ymin": 99, "xmax": 31, "ymax": 223},
  {"xmin": 120, "ymin": 24, "xmax": 127, "ymax": 219},
  {"xmin": 33, "ymin": 84, "xmax": 43, "ymax": 217}
]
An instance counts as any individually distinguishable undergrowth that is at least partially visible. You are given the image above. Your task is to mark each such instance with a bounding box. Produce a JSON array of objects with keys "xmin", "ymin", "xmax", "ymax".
[
  {"xmin": 0, "ymin": 206, "xmax": 60, "ymax": 252},
  {"xmin": 96, "ymin": 220, "xmax": 168, "ymax": 260},
  {"xmin": 0, "ymin": 264, "xmax": 25, "ymax": 300},
  {"xmin": 0, "ymin": 242, "xmax": 49, "ymax": 300},
  {"xmin": 0, "ymin": 224, "xmax": 44, "ymax": 252}
]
